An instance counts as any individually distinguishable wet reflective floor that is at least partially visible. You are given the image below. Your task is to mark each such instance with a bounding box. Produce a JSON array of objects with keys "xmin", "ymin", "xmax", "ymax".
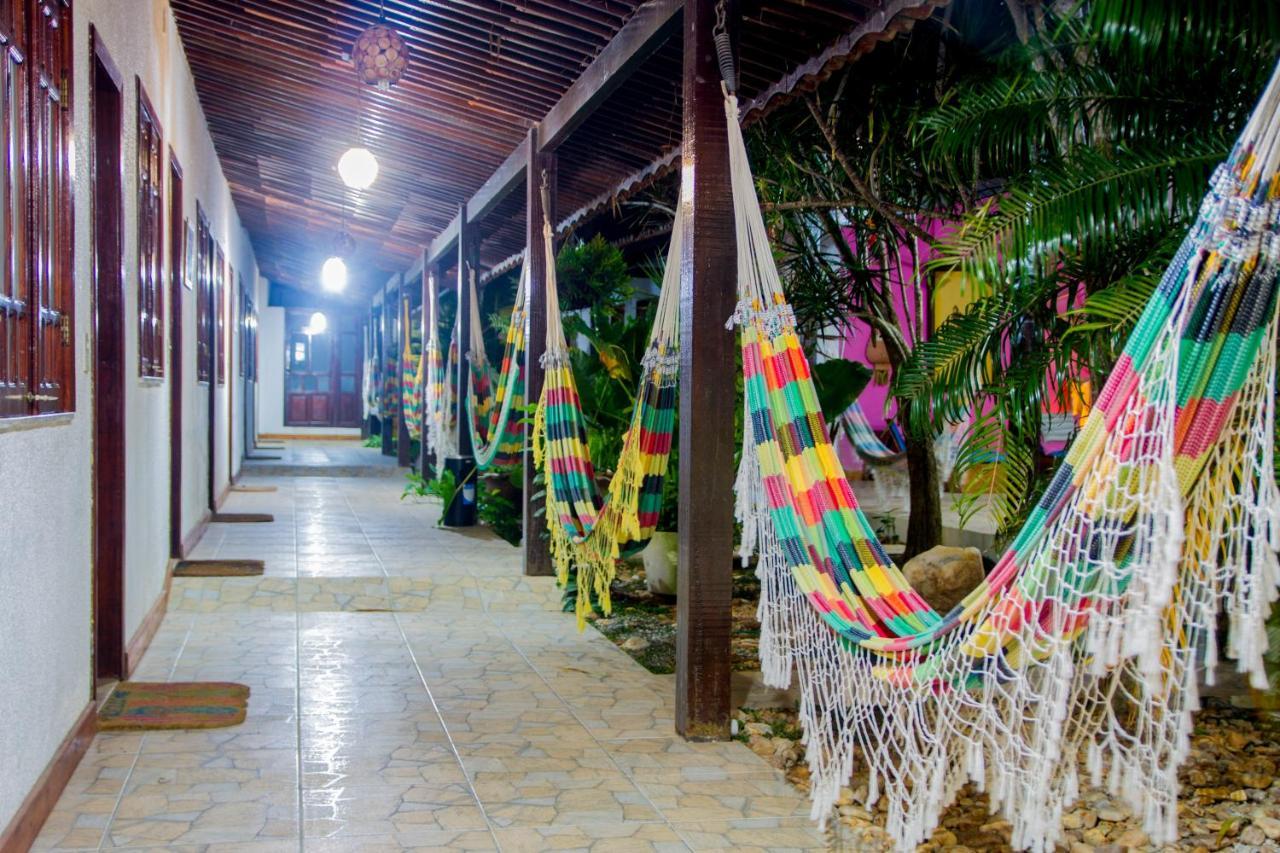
[{"xmin": 34, "ymin": 464, "xmax": 822, "ymax": 851}]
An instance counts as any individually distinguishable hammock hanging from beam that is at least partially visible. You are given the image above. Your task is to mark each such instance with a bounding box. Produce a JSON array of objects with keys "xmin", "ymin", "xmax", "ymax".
[
  {"xmin": 422, "ymin": 290, "xmax": 458, "ymax": 461},
  {"xmin": 401, "ymin": 298, "xmax": 426, "ymax": 441},
  {"xmin": 730, "ymin": 57, "xmax": 1280, "ymax": 853},
  {"xmin": 533, "ymin": 187, "xmax": 682, "ymax": 622},
  {"xmin": 465, "ymin": 264, "xmax": 527, "ymax": 469}
]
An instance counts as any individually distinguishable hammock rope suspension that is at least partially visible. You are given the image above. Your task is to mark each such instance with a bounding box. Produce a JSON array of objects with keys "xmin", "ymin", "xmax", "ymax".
[
  {"xmin": 532, "ymin": 183, "xmax": 683, "ymax": 622},
  {"xmin": 730, "ymin": 59, "xmax": 1280, "ymax": 852}
]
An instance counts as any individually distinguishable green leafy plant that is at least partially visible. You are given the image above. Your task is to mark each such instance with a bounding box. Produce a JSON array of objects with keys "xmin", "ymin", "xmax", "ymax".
[
  {"xmin": 896, "ymin": 0, "xmax": 1280, "ymax": 538},
  {"xmin": 555, "ymin": 234, "xmax": 633, "ymax": 319},
  {"xmin": 363, "ymin": 434, "xmax": 382, "ymax": 448},
  {"xmin": 478, "ymin": 465, "xmax": 523, "ymax": 546},
  {"xmin": 403, "ymin": 468, "xmax": 475, "ymax": 526}
]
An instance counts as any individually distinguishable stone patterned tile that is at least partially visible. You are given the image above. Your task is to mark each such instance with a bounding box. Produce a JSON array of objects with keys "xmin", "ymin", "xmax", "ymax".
[
  {"xmin": 304, "ymin": 829, "xmax": 500, "ymax": 851},
  {"xmin": 170, "ymin": 577, "xmax": 297, "ymax": 611},
  {"xmin": 494, "ymin": 822, "xmax": 690, "ymax": 852},
  {"xmin": 605, "ymin": 737, "xmax": 771, "ymax": 780},
  {"xmin": 471, "ymin": 771, "xmax": 661, "ymax": 827},
  {"xmin": 672, "ymin": 817, "xmax": 828, "ymax": 851},
  {"xmin": 105, "ymin": 750, "xmax": 300, "ymax": 847},
  {"xmin": 296, "ymin": 578, "xmax": 392, "ymax": 612},
  {"xmin": 302, "ymin": 781, "xmax": 488, "ymax": 837},
  {"xmin": 636, "ymin": 770, "xmax": 809, "ymax": 823},
  {"xmin": 34, "ymin": 458, "xmax": 819, "ymax": 852}
]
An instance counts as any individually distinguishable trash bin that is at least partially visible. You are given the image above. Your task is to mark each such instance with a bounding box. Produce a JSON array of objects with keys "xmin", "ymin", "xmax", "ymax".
[{"xmin": 442, "ymin": 455, "xmax": 477, "ymax": 527}]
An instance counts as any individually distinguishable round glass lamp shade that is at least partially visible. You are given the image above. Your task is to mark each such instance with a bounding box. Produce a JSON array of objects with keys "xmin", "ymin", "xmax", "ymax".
[
  {"xmin": 321, "ymin": 257, "xmax": 348, "ymax": 293},
  {"xmin": 307, "ymin": 311, "xmax": 329, "ymax": 335},
  {"xmin": 352, "ymin": 24, "xmax": 409, "ymax": 90},
  {"xmin": 338, "ymin": 146, "xmax": 379, "ymax": 189}
]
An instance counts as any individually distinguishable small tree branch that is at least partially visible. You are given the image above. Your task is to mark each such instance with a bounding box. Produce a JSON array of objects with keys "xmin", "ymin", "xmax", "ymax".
[{"xmin": 804, "ymin": 99, "xmax": 937, "ymax": 246}]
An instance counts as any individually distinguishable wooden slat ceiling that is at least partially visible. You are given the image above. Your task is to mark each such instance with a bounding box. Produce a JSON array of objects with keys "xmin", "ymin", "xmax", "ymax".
[{"xmin": 171, "ymin": 0, "xmax": 939, "ymax": 296}]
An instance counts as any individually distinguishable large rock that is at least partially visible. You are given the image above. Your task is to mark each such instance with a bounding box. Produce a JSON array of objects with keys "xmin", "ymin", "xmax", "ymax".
[{"xmin": 902, "ymin": 546, "xmax": 985, "ymax": 613}]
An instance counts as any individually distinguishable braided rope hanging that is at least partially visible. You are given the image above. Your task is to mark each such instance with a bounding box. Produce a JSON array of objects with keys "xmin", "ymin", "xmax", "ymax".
[
  {"xmin": 532, "ymin": 189, "xmax": 683, "ymax": 622},
  {"xmin": 730, "ymin": 56, "xmax": 1280, "ymax": 852}
]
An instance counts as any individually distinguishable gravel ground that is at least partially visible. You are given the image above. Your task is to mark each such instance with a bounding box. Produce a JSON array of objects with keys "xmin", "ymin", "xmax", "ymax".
[{"xmin": 736, "ymin": 700, "xmax": 1280, "ymax": 852}]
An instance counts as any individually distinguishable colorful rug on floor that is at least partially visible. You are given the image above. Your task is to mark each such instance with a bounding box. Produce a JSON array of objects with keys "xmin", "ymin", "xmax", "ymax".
[
  {"xmin": 98, "ymin": 682, "xmax": 250, "ymax": 731},
  {"xmin": 173, "ymin": 559, "xmax": 265, "ymax": 577}
]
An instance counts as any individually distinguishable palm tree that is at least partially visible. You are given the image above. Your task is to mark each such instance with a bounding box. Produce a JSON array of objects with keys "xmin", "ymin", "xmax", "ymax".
[{"xmin": 894, "ymin": 0, "xmax": 1280, "ymax": 536}]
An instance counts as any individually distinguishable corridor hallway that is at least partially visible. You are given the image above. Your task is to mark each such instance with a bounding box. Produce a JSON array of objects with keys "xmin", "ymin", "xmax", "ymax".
[{"xmin": 33, "ymin": 463, "xmax": 821, "ymax": 852}]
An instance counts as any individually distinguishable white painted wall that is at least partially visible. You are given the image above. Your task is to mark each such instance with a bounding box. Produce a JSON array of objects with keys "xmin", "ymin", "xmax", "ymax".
[{"xmin": 0, "ymin": 0, "xmax": 260, "ymax": 831}]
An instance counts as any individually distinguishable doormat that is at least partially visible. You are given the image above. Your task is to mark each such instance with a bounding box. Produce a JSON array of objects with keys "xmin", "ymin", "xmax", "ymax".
[
  {"xmin": 245, "ymin": 455, "xmax": 282, "ymax": 461},
  {"xmin": 211, "ymin": 512, "xmax": 274, "ymax": 523},
  {"xmin": 173, "ymin": 559, "xmax": 264, "ymax": 577},
  {"xmin": 98, "ymin": 682, "xmax": 250, "ymax": 730},
  {"xmin": 230, "ymin": 484, "xmax": 278, "ymax": 493}
]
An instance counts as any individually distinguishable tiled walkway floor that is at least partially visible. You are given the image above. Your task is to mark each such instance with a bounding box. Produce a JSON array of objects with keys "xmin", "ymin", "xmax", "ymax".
[{"xmin": 35, "ymin": 467, "xmax": 824, "ymax": 852}]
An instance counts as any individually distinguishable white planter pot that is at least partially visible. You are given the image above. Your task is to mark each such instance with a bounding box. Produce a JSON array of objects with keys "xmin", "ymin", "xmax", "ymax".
[{"xmin": 642, "ymin": 531, "xmax": 679, "ymax": 597}]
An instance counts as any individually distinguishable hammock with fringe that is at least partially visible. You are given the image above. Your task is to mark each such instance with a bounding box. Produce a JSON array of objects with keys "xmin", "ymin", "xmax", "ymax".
[
  {"xmin": 465, "ymin": 265, "xmax": 526, "ymax": 469},
  {"xmin": 730, "ymin": 60, "xmax": 1280, "ymax": 853},
  {"xmin": 532, "ymin": 200, "xmax": 682, "ymax": 622},
  {"xmin": 401, "ymin": 300, "xmax": 426, "ymax": 441},
  {"xmin": 422, "ymin": 298, "xmax": 458, "ymax": 461}
]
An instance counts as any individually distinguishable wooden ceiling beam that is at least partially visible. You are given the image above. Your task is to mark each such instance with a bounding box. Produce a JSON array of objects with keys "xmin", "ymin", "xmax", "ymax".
[{"xmin": 426, "ymin": 0, "xmax": 681, "ymax": 267}]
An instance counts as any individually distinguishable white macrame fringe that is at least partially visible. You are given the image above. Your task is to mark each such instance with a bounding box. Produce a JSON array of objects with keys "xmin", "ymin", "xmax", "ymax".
[{"xmin": 729, "ymin": 62, "xmax": 1280, "ymax": 852}]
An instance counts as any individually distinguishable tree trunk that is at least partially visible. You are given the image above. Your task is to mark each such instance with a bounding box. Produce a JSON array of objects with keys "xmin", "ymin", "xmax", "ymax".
[{"xmin": 902, "ymin": 426, "xmax": 942, "ymax": 560}]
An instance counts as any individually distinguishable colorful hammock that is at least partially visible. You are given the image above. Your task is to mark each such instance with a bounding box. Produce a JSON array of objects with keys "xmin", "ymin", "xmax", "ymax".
[
  {"xmin": 465, "ymin": 265, "xmax": 526, "ymax": 469},
  {"xmin": 532, "ymin": 193, "xmax": 682, "ymax": 621},
  {"xmin": 730, "ymin": 62, "xmax": 1280, "ymax": 852},
  {"xmin": 839, "ymin": 401, "xmax": 905, "ymax": 465},
  {"xmin": 422, "ymin": 288, "xmax": 458, "ymax": 462},
  {"xmin": 401, "ymin": 299, "xmax": 425, "ymax": 440}
]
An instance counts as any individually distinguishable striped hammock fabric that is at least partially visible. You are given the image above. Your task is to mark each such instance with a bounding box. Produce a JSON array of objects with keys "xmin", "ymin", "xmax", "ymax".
[
  {"xmin": 838, "ymin": 401, "xmax": 905, "ymax": 465},
  {"xmin": 401, "ymin": 300, "xmax": 426, "ymax": 441},
  {"xmin": 422, "ymin": 302, "xmax": 458, "ymax": 461},
  {"xmin": 532, "ymin": 197, "xmax": 682, "ymax": 622},
  {"xmin": 466, "ymin": 265, "xmax": 526, "ymax": 470},
  {"xmin": 730, "ymin": 61, "xmax": 1280, "ymax": 853}
]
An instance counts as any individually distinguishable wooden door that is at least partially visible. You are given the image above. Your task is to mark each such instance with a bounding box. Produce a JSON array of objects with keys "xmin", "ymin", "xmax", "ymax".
[
  {"xmin": 167, "ymin": 151, "xmax": 183, "ymax": 557},
  {"xmin": 91, "ymin": 28, "xmax": 125, "ymax": 682},
  {"xmin": 284, "ymin": 309, "xmax": 362, "ymax": 428}
]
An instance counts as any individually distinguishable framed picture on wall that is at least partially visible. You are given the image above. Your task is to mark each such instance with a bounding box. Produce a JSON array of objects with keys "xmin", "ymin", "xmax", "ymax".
[{"xmin": 184, "ymin": 220, "xmax": 197, "ymax": 290}]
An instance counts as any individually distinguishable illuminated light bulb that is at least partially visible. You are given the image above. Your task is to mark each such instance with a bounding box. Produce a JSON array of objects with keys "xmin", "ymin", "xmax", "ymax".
[
  {"xmin": 321, "ymin": 256, "xmax": 347, "ymax": 293},
  {"xmin": 307, "ymin": 311, "xmax": 328, "ymax": 335},
  {"xmin": 338, "ymin": 146, "xmax": 378, "ymax": 189}
]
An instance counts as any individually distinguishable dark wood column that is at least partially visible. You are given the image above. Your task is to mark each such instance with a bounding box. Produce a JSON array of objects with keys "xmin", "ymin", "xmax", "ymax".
[
  {"xmin": 419, "ymin": 251, "xmax": 435, "ymax": 475},
  {"xmin": 456, "ymin": 205, "xmax": 475, "ymax": 459},
  {"xmin": 675, "ymin": 0, "xmax": 738, "ymax": 740},
  {"xmin": 397, "ymin": 275, "xmax": 414, "ymax": 468},
  {"xmin": 523, "ymin": 127, "xmax": 555, "ymax": 576},
  {"xmin": 381, "ymin": 277, "xmax": 398, "ymax": 457}
]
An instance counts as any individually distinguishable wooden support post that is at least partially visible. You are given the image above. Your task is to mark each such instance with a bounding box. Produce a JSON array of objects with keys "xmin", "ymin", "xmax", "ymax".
[
  {"xmin": 456, "ymin": 206, "xmax": 475, "ymax": 460},
  {"xmin": 381, "ymin": 277, "xmax": 398, "ymax": 457},
  {"xmin": 676, "ymin": 0, "xmax": 737, "ymax": 740},
  {"xmin": 420, "ymin": 252, "xmax": 436, "ymax": 476},
  {"xmin": 523, "ymin": 127, "xmax": 555, "ymax": 576}
]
